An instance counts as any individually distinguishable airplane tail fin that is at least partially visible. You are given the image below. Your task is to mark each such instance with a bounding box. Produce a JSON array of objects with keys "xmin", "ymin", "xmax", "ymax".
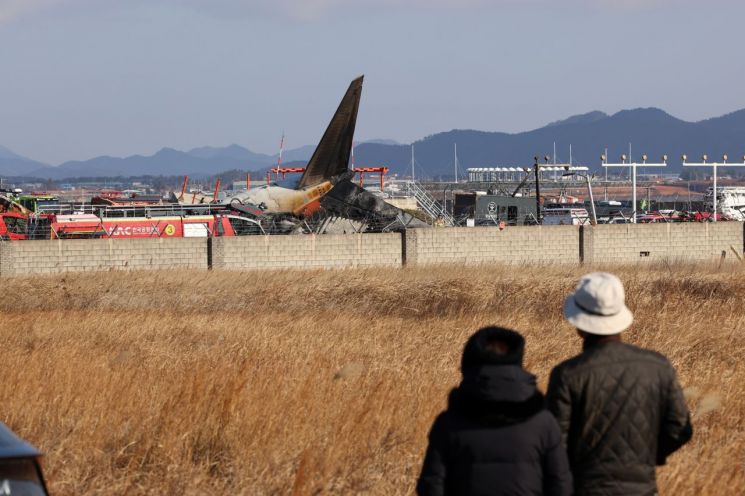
[{"xmin": 298, "ymin": 76, "xmax": 363, "ymax": 189}]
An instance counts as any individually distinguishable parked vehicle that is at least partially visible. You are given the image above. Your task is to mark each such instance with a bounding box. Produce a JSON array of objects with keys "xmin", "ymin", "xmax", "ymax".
[
  {"xmin": 679, "ymin": 211, "xmax": 724, "ymax": 222},
  {"xmin": 0, "ymin": 423, "xmax": 49, "ymax": 495},
  {"xmin": 15, "ymin": 194, "xmax": 59, "ymax": 213},
  {"xmin": 597, "ymin": 216, "xmax": 630, "ymax": 224},
  {"xmin": 0, "ymin": 212, "xmax": 29, "ymax": 240},
  {"xmin": 0, "ymin": 212, "xmax": 264, "ymax": 240},
  {"xmin": 542, "ymin": 207, "xmax": 590, "ymax": 225},
  {"xmin": 637, "ymin": 213, "xmax": 667, "ymax": 223}
]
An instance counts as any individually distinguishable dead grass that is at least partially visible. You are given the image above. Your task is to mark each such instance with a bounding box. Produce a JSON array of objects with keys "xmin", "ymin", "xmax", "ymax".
[{"xmin": 1, "ymin": 263, "xmax": 743, "ymax": 494}]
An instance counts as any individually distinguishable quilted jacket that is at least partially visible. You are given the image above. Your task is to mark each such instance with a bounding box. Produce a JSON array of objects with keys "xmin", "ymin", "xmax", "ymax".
[{"xmin": 546, "ymin": 341, "xmax": 692, "ymax": 496}]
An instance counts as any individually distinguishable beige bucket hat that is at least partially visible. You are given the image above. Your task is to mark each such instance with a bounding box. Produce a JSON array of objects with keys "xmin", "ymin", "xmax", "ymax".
[{"xmin": 563, "ymin": 272, "xmax": 633, "ymax": 335}]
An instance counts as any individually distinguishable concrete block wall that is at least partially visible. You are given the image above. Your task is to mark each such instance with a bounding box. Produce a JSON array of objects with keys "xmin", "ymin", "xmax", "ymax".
[
  {"xmin": 582, "ymin": 223, "xmax": 743, "ymax": 264},
  {"xmin": 211, "ymin": 233, "xmax": 402, "ymax": 270},
  {"xmin": 0, "ymin": 224, "xmax": 742, "ymax": 276},
  {"xmin": 404, "ymin": 226, "xmax": 580, "ymax": 266},
  {"xmin": 0, "ymin": 238, "xmax": 207, "ymax": 276}
]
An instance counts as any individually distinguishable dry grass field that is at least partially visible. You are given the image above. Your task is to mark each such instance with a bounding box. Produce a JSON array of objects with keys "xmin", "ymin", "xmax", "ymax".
[{"xmin": 1, "ymin": 264, "xmax": 743, "ymax": 494}]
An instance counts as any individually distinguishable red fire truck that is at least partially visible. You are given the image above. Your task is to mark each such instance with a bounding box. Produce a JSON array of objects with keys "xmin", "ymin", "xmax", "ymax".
[
  {"xmin": 0, "ymin": 212, "xmax": 29, "ymax": 240},
  {"xmin": 0, "ymin": 213, "xmax": 264, "ymax": 240}
]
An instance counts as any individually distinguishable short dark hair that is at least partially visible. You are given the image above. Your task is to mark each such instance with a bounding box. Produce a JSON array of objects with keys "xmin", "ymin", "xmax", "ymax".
[
  {"xmin": 483, "ymin": 338, "xmax": 510, "ymax": 355},
  {"xmin": 461, "ymin": 326, "xmax": 525, "ymax": 373}
]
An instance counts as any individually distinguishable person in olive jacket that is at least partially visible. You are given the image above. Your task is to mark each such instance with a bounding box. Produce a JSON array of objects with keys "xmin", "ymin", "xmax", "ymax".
[
  {"xmin": 547, "ymin": 272, "xmax": 693, "ymax": 496},
  {"xmin": 417, "ymin": 326, "xmax": 573, "ymax": 496}
]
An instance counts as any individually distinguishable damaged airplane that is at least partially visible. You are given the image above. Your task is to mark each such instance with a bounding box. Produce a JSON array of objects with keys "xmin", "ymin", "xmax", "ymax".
[{"xmin": 224, "ymin": 76, "xmax": 410, "ymax": 232}]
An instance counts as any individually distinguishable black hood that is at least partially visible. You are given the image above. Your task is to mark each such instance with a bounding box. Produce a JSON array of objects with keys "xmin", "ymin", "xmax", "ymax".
[{"xmin": 450, "ymin": 364, "xmax": 544, "ymax": 426}]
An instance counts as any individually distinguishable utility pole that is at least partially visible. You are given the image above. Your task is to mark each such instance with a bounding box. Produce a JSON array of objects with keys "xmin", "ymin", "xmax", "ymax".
[
  {"xmin": 534, "ymin": 156, "xmax": 542, "ymax": 224},
  {"xmin": 586, "ymin": 174, "xmax": 597, "ymax": 225},
  {"xmin": 553, "ymin": 142, "xmax": 557, "ymax": 164},
  {"xmin": 553, "ymin": 142, "xmax": 557, "ymax": 182},
  {"xmin": 411, "ymin": 144, "xmax": 415, "ymax": 181},
  {"xmin": 454, "ymin": 143, "xmax": 458, "ymax": 183},
  {"xmin": 688, "ymin": 181, "xmax": 692, "ymax": 211},
  {"xmin": 604, "ymin": 146, "xmax": 608, "ymax": 184}
]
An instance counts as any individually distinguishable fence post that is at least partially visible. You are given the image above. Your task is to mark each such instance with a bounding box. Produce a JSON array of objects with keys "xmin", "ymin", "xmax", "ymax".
[{"xmin": 207, "ymin": 237, "xmax": 213, "ymax": 270}]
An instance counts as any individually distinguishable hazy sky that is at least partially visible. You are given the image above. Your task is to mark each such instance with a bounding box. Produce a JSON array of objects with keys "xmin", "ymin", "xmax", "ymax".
[{"xmin": 1, "ymin": 0, "xmax": 743, "ymax": 164}]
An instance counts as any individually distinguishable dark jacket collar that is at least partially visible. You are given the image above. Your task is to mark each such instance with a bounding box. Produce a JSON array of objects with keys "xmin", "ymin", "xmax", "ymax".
[
  {"xmin": 582, "ymin": 334, "xmax": 622, "ymax": 352},
  {"xmin": 449, "ymin": 365, "xmax": 544, "ymax": 426}
]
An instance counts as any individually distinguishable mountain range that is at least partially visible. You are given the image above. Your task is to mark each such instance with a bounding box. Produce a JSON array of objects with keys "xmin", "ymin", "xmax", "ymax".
[
  {"xmin": 0, "ymin": 143, "xmax": 321, "ymax": 180},
  {"xmin": 352, "ymin": 107, "xmax": 745, "ymax": 178},
  {"xmin": 2, "ymin": 108, "xmax": 745, "ymax": 179},
  {"xmin": 0, "ymin": 145, "xmax": 51, "ymax": 178}
]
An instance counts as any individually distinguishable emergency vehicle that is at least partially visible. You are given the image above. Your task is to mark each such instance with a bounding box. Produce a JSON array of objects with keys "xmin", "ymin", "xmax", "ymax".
[
  {"xmin": 0, "ymin": 212, "xmax": 29, "ymax": 240},
  {"xmin": 0, "ymin": 212, "xmax": 264, "ymax": 240}
]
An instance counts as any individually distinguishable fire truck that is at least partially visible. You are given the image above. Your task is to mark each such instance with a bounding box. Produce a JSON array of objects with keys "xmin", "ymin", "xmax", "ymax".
[
  {"xmin": 0, "ymin": 212, "xmax": 264, "ymax": 240},
  {"xmin": 0, "ymin": 212, "xmax": 29, "ymax": 240}
]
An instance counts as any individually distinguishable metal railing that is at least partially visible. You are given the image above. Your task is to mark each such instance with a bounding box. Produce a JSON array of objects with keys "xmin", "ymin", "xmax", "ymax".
[
  {"xmin": 407, "ymin": 181, "xmax": 454, "ymax": 226},
  {"xmin": 36, "ymin": 202, "xmax": 232, "ymax": 219}
]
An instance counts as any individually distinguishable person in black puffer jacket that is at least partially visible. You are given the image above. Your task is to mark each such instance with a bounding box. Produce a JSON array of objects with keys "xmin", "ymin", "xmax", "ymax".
[{"xmin": 417, "ymin": 326, "xmax": 573, "ymax": 496}]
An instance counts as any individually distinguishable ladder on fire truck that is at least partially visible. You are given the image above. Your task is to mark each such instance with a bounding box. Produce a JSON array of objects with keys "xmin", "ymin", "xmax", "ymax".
[{"xmin": 408, "ymin": 181, "xmax": 454, "ymax": 226}]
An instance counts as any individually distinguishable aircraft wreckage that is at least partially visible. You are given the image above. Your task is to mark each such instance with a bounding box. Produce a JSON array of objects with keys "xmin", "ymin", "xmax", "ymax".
[{"xmin": 179, "ymin": 76, "xmax": 418, "ymax": 234}]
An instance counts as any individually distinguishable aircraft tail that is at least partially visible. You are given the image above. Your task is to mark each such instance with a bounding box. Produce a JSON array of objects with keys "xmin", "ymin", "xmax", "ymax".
[{"xmin": 298, "ymin": 76, "xmax": 363, "ymax": 189}]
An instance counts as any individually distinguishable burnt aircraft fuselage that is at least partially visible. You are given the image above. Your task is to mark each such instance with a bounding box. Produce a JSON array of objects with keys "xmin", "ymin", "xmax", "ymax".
[{"xmin": 229, "ymin": 177, "xmax": 333, "ymax": 217}]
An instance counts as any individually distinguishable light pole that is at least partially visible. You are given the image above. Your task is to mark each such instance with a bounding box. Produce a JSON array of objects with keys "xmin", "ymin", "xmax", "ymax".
[
  {"xmin": 682, "ymin": 154, "xmax": 745, "ymax": 222},
  {"xmin": 563, "ymin": 172, "xmax": 597, "ymax": 224},
  {"xmin": 534, "ymin": 156, "xmax": 542, "ymax": 224},
  {"xmin": 442, "ymin": 182, "xmax": 453, "ymax": 219},
  {"xmin": 601, "ymin": 153, "xmax": 667, "ymax": 223}
]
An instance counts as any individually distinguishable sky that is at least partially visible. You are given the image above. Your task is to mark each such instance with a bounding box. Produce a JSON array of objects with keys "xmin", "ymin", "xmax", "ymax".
[{"xmin": 0, "ymin": 0, "xmax": 744, "ymax": 164}]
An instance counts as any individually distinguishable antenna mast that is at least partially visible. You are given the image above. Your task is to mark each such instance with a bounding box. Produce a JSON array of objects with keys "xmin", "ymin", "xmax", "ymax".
[
  {"xmin": 411, "ymin": 144, "xmax": 415, "ymax": 181},
  {"xmin": 454, "ymin": 143, "xmax": 458, "ymax": 183},
  {"xmin": 569, "ymin": 144, "xmax": 573, "ymax": 165},
  {"xmin": 276, "ymin": 132, "xmax": 285, "ymax": 180},
  {"xmin": 553, "ymin": 142, "xmax": 556, "ymax": 164}
]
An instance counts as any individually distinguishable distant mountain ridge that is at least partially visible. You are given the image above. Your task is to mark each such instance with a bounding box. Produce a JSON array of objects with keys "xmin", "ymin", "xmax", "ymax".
[
  {"xmin": 352, "ymin": 107, "xmax": 745, "ymax": 177},
  {"xmin": 21, "ymin": 144, "xmax": 315, "ymax": 180},
  {"xmin": 3, "ymin": 108, "xmax": 745, "ymax": 179},
  {"xmin": 0, "ymin": 145, "xmax": 25, "ymax": 160},
  {"xmin": 0, "ymin": 145, "xmax": 52, "ymax": 177},
  {"xmin": 546, "ymin": 111, "xmax": 609, "ymax": 128},
  {"xmin": 0, "ymin": 139, "xmax": 407, "ymax": 179}
]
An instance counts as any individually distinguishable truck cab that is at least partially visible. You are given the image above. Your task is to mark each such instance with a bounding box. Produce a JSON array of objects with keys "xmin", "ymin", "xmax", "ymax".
[
  {"xmin": 17, "ymin": 195, "xmax": 59, "ymax": 213},
  {"xmin": 0, "ymin": 213, "xmax": 29, "ymax": 240}
]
